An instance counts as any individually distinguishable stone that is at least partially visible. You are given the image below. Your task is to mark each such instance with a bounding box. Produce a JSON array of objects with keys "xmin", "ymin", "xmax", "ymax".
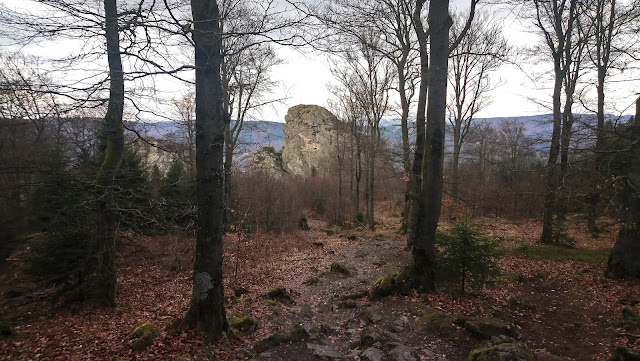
[
  {"xmin": 468, "ymin": 343, "xmax": 536, "ymax": 361},
  {"xmin": 128, "ymin": 322, "xmax": 157, "ymax": 352},
  {"xmin": 307, "ymin": 343, "xmax": 344, "ymax": 360},
  {"xmin": 281, "ymin": 104, "xmax": 339, "ymax": 176},
  {"xmin": 228, "ymin": 314, "xmax": 259, "ymax": 332},
  {"xmin": 388, "ymin": 345, "xmax": 418, "ymax": 361},
  {"xmin": 250, "ymin": 146, "xmax": 288, "ymax": 177},
  {"xmin": 460, "ymin": 317, "xmax": 515, "ymax": 339},
  {"xmin": 300, "ymin": 302, "xmax": 313, "ymax": 319},
  {"xmin": 255, "ymin": 324, "xmax": 310, "ymax": 351},
  {"xmin": 361, "ymin": 347, "xmax": 386, "ymax": 361},
  {"xmin": 414, "ymin": 310, "xmax": 457, "ymax": 335}
]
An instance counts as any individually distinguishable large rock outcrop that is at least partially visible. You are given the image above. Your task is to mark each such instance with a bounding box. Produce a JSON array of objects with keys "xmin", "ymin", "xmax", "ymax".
[{"xmin": 281, "ymin": 104, "xmax": 338, "ymax": 176}]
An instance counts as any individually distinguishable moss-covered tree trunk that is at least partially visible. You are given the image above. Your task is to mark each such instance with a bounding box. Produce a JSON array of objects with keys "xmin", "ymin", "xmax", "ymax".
[
  {"xmin": 87, "ymin": 0, "xmax": 124, "ymax": 307},
  {"xmin": 183, "ymin": 0, "xmax": 228, "ymax": 341},
  {"xmin": 606, "ymin": 97, "xmax": 640, "ymax": 279}
]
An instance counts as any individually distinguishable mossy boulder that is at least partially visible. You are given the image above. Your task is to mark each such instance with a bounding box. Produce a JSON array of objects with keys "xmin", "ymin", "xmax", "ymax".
[
  {"xmin": 608, "ymin": 346, "xmax": 640, "ymax": 361},
  {"xmin": 129, "ymin": 322, "xmax": 157, "ymax": 352},
  {"xmin": 370, "ymin": 264, "xmax": 426, "ymax": 299},
  {"xmin": 255, "ymin": 324, "xmax": 309, "ymax": 351},
  {"xmin": 267, "ymin": 286, "xmax": 293, "ymax": 304},
  {"xmin": 228, "ymin": 314, "xmax": 258, "ymax": 332},
  {"xmin": 330, "ymin": 262, "xmax": 351, "ymax": 275},
  {"xmin": 414, "ymin": 310, "xmax": 458, "ymax": 335},
  {"xmin": 0, "ymin": 314, "xmax": 15, "ymax": 339},
  {"xmin": 458, "ymin": 317, "xmax": 515, "ymax": 339},
  {"xmin": 468, "ymin": 343, "xmax": 535, "ymax": 361}
]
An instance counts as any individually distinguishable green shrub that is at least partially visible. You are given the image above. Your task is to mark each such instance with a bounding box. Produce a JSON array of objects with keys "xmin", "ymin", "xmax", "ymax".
[{"xmin": 436, "ymin": 222, "xmax": 501, "ymax": 293}]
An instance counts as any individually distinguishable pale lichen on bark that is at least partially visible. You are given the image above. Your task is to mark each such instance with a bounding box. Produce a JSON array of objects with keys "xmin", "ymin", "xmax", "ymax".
[{"xmin": 194, "ymin": 272, "xmax": 213, "ymax": 301}]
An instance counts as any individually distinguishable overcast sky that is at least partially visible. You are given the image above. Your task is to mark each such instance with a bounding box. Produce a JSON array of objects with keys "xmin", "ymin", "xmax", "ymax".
[{"xmin": 1, "ymin": 0, "xmax": 638, "ymax": 123}]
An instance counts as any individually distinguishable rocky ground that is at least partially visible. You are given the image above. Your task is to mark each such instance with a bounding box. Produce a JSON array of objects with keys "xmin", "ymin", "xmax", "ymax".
[{"xmin": 1, "ymin": 215, "xmax": 640, "ymax": 361}]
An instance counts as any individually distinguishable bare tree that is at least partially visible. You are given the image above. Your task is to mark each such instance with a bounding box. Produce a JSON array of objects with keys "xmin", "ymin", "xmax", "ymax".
[
  {"xmin": 330, "ymin": 35, "xmax": 394, "ymax": 229},
  {"xmin": 406, "ymin": 0, "xmax": 477, "ymax": 292},
  {"xmin": 529, "ymin": 0, "xmax": 580, "ymax": 244},
  {"xmin": 582, "ymin": 0, "xmax": 638, "ymax": 233},
  {"xmin": 221, "ymin": 42, "xmax": 283, "ymax": 225},
  {"xmin": 447, "ymin": 11, "xmax": 509, "ymax": 198},
  {"xmin": 306, "ymin": 0, "xmax": 419, "ymax": 229},
  {"xmin": 170, "ymin": 91, "xmax": 196, "ymax": 174}
]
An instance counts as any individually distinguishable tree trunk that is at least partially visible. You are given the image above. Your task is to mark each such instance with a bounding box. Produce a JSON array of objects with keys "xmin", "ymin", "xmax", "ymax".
[
  {"xmin": 87, "ymin": 0, "xmax": 124, "ymax": 307},
  {"xmin": 366, "ymin": 136, "xmax": 375, "ymax": 229},
  {"xmin": 606, "ymin": 97, "xmax": 640, "ymax": 279},
  {"xmin": 452, "ymin": 121, "xmax": 462, "ymax": 198},
  {"xmin": 412, "ymin": 0, "xmax": 451, "ymax": 292},
  {"xmin": 540, "ymin": 68, "xmax": 563, "ymax": 244},
  {"xmin": 556, "ymin": 106, "xmax": 574, "ymax": 225},
  {"xmin": 223, "ymin": 125, "xmax": 233, "ymax": 226},
  {"xmin": 184, "ymin": 0, "xmax": 228, "ymax": 341},
  {"xmin": 406, "ymin": 0, "xmax": 428, "ymax": 249},
  {"xmin": 588, "ymin": 67, "xmax": 607, "ymax": 233},
  {"xmin": 398, "ymin": 58, "xmax": 412, "ymax": 233}
]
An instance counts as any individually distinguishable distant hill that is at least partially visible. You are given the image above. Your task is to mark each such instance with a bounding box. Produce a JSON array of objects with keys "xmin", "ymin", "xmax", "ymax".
[{"xmin": 133, "ymin": 113, "xmax": 630, "ymax": 167}]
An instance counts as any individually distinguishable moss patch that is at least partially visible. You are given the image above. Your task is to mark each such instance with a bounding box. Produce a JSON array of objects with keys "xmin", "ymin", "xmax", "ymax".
[
  {"xmin": 329, "ymin": 262, "xmax": 351, "ymax": 275},
  {"xmin": 468, "ymin": 343, "xmax": 535, "ymax": 361},
  {"xmin": 414, "ymin": 310, "xmax": 457, "ymax": 335},
  {"xmin": 370, "ymin": 264, "xmax": 428, "ymax": 299},
  {"xmin": 508, "ymin": 244, "xmax": 608, "ymax": 263},
  {"xmin": 228, "ymin": 315, "xmax": 258, "ymax": 332},
  {"xmin": 267, "ymin": 286, "xmax": 293, "ymax": 304},
  {"xmin": 129, "ymin": 322, "xmax": 157, "ymax": 352}
]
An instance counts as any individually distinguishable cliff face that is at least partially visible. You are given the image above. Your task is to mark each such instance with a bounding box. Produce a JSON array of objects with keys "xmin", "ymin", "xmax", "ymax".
[{"xmin": 280, "ymin": 104, "xmax": 338, "ymax": 176}]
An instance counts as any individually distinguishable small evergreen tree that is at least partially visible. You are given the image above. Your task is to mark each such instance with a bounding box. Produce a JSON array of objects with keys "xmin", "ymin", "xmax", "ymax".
[{"xmin": 437, "ymin": 222, "xmax": 501, "ymax": 293}]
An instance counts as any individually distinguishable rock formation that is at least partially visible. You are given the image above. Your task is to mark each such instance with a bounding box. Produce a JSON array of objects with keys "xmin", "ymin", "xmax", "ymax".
[
  {"xmin": 250, "ymin": 104, "xmax": 339, "ymax": 177},
  {"xmin": 281, "ymin": 104, "xmax": 338, "ymax": 176},
  {"xmin": 249, "ymin": 146, "xmax": 288, "ymax": 178}
]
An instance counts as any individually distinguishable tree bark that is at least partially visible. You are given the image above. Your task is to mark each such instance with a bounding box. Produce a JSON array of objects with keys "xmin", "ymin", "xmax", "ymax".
[
  {"xmin": 406, "ymin": 0, "xmax": 428, "ymax": 249},
  {"xmin": 88, "ymin": 0, "xmax": 125, "ymax": 307},
  {"xmin": 184, "ymin": 0, "xmax": 228, "ymax": 341},
  {"xmin": 412, "ymin": 0, "xmax": 452, "ymax": 292},
  {"xmin": 606, "ymin": 97, "xmax": 640, "ymax": 279}
]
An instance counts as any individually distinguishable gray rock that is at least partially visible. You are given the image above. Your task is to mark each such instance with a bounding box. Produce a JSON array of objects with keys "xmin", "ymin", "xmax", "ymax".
[
  {"xmin": 392, "ymin": 319, "xmax": 404, "ymax": 332},
  {"xmin": 307, "ymin": 343, "xmax": 344, "ymax": 360},
  {"xmin": 249, "ymin": 146, "xmax": 288, "ymax": 177},
  {"xmin": 491, "ymin": 335, "xmax": 517, "ymax": 344},
  {"xmin": 388, "ymin": 345, "xmax": 418, "ymax": 361},
  {"xmin": 361, "ymin": 347, "xmax": 386, "ymax": 361},
  {"xmin": 281, "ymin": 104, "xmax": 339, "ymax": 176},
  {"xmin": 255, "ymin": 324, "xmax": 309, "ymax": 351},
  {"xmin": 300, "ymin": 303, "xmax": 313, "ymax": 319}
]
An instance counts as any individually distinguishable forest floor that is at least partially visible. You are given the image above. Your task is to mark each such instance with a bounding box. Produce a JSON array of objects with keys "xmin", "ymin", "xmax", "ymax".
[{"xmin": 1, "ymin": 210, "xmax": 640, "ymax": 361}]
